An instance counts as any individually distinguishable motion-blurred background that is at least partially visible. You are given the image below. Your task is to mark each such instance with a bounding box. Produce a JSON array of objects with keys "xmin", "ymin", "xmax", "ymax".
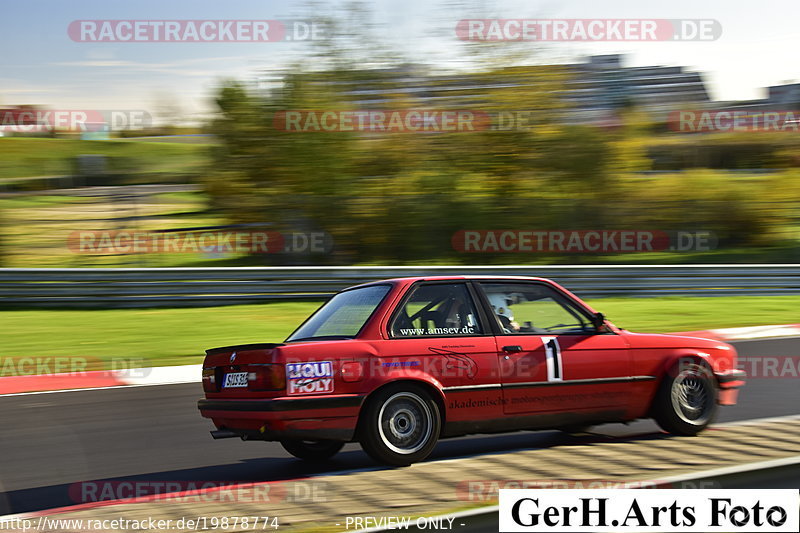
[{"xmin": 1, "ymin": 1, "xmax": 798, "ymax": 269}]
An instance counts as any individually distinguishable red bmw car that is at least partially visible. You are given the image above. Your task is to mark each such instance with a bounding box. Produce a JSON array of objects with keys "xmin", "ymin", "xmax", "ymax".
[{"xmin": 198, "ymin": 276, "xmax": 745, "ymax": 466}]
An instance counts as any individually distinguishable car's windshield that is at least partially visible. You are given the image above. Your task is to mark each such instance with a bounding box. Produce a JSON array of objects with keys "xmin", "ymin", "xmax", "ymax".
[{"xmin": 286, "ymin": 284, "xmax": 391, "ymax": 341}]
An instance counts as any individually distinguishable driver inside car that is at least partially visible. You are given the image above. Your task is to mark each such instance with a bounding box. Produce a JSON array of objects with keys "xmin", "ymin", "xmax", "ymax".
[{"xmin": 488, "ymin": 293, "xmax": 520, "ymax": 333}]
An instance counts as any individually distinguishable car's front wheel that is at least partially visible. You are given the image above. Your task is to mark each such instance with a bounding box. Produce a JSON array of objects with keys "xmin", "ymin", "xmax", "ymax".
[
  {"xmin": 359, "ymin": 384, "xmax": 441, "ymax": 466},
  {"xmin": 653, "ymin": 361, "xmax": 718, "ymax": 435},
  {"xmin": 280, "ymin": 439, "xmax": 345, "ymax": 462}
]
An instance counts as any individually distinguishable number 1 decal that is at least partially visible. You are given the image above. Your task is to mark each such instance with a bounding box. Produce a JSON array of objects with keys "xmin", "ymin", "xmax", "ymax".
[{"xmin": 542, "ymin": 336, "xmax": 563, "ymax": 382}]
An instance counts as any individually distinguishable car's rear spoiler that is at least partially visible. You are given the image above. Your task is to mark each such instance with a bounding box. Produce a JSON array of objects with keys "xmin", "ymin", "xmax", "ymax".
[{"xmin": 205, "ymin": 343, "xmax": 284, "ymax": 356}]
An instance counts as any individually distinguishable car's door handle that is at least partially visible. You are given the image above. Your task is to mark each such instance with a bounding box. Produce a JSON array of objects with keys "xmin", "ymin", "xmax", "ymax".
[{"xmin": 502, "ymin": 345, "xmax": 523, "ymax": 353}]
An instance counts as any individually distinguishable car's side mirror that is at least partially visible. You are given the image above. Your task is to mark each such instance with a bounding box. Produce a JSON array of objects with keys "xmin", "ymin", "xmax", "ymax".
[{"xmin": 592, "ymin": 312, "xmax": 606, "ymax": 331}]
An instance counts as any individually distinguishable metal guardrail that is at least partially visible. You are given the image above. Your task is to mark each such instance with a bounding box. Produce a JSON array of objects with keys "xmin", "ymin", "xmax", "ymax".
[{"xmin": 1, "ymin": 265, "xmax": 800, "ymax": 308}]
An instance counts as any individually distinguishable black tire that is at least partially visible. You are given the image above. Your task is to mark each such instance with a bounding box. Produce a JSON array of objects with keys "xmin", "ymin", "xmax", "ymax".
[
  {"xmin": 653, "ymin": 361, "xmax": 718, "ymax": 436},
  {"xmin": 280, "ymin": 439, "xmax": 344, "ymax": 462},
  {"xmin": 359, "ymin": 383, "xmax": 441, "ymax": 466}
]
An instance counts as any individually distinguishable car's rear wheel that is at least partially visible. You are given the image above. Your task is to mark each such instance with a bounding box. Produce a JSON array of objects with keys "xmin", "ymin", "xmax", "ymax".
[
  {"xmin": 359, "ymin": 384, "xmax": 441, "ymax": 466},
  {"xmin": 653, "ymin": 361, "xmax": 717, "ymax": 436},
  {"xmin": 280, "ymin": 439, "xmax": 344, "ymax": 461}
]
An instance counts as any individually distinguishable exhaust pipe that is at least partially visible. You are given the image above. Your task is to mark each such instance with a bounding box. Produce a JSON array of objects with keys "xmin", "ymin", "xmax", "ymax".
[{"xmin": 210, "ymin": 429, "xmax": 239, "ymax": 439}]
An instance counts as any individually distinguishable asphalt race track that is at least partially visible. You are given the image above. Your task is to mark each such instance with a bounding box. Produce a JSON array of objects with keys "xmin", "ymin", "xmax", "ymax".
[{"xmin": 1, "ymin": 337, "xmax": 798, "ymax": 515}]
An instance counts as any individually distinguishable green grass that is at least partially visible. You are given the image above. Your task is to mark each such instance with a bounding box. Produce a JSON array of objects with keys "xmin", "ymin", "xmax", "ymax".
[
  {"xmin": 1, "ymin": 295, "xmax": 799, "ymax": 374},
  {"xmin": 0, "ymin": 137, "xmax": 208, "ymax": 180},
  {"xmin": 0, "ymin": 190, "xmax": 235, "ymax": 268},
  {"xmin": 0, "ymin": 302, "xmax": 322, "ymax": 371}
]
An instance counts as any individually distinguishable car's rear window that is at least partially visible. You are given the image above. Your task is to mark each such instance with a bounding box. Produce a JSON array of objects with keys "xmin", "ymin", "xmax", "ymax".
[{"xmin": 286, "ymin": 284, "xmax": 391, "ymax": 341}]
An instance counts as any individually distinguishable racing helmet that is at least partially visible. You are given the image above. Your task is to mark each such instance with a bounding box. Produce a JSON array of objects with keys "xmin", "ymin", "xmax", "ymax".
[{"xmin": 488, "ymin": 293, "xmax": 514, "ymax": 321}]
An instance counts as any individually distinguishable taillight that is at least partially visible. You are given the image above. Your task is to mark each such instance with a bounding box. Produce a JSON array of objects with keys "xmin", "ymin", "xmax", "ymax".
[
  {"xmin": 202, "ymin": 367, "xmax": 217, "ymax": 392},
  {"xmin": 247, "ymin": 364, "xmax": 286, "ymax": 391}
]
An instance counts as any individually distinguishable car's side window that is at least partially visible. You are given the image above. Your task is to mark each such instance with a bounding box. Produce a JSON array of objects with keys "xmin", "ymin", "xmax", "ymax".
[
  {"xmin": 478, "ymin": 282, "xmax": 593, "ymax": 335},
  {"xmin": 390, "ymin": 283, "xmax": 482, "ymax": 337}
]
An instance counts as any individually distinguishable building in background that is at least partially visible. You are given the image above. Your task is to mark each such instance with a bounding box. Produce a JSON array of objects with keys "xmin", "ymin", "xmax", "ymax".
[
  {"xmin": 272, "ymin": 53, "xmax": 799, "ymax": 127},
  {"xmin": 711, "ymin": 82, "xmax": 800, "ymax": 114},
  {"xmin": 561, "ymin": 54, "xmax": 709, "ymax": 122},
  {"xmin": 287, "ymin": 54, "xmax": 712, "ymax": 125}
]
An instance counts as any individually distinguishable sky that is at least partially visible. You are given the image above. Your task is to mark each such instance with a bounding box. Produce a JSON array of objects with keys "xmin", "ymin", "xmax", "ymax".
[{"xmin": 1, "ymin": 0, "xmax": 798, "ymax": 122}]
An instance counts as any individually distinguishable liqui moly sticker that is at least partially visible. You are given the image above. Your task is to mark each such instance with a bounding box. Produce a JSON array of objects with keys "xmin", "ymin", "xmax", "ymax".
[{"xmin": 286, "ymin": 361, "xmax": 334, "ymax": 395}]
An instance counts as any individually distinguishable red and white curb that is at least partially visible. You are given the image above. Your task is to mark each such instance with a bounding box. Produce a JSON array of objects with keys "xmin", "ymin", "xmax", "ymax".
[
  {"xmin": 0, "ymin": 364, "xmax": 201, "ymax": 396},
  {"xmin": 667, "ymin": 323, "xmax": 800, "ymax": 342},
  {"xmin": 1, "ymin": 324, "xmax": 798, "ymax": 396}
]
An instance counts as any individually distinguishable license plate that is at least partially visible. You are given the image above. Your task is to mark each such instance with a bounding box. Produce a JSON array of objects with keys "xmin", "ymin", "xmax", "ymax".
[{"xmin": 223, "ymin": 372, "xmax": 249, "ymax": 388}]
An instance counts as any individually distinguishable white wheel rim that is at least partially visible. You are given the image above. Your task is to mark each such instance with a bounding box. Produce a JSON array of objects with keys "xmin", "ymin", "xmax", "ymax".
[
  {"xmin": 377, "ymin": 392, "xmax": 433, "ymax": 455},
  {"xmin": 670, "ymin": 366, "xmax": 713, "ymax": 425}
]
